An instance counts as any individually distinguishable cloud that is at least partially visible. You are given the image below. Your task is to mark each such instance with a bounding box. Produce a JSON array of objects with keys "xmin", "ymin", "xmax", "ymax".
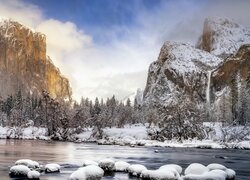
[
  {"xmin": 36, "ymin": 19, "xmax": 92, "ymax": 69},
  {"xmin": 0, "ymin": 0, "xmax": 43, "ymax": 27},
  {"xmin": 76, "ymin": 70, "xmax": 148, "ymax": 101}
]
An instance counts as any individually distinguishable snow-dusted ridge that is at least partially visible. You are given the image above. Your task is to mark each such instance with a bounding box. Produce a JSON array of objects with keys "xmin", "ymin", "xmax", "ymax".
[
  {"xmin": 0, "ymin": 17, "xmax": 36, "ymax": 33},
  {"xmin": 159, "ymin": 41, "xmax": 223, "ymax": 75}
]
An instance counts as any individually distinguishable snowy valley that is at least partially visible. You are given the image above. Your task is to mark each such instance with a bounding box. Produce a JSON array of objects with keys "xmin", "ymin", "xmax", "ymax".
[{"xmin": 0, "ymin": 17, "xmax": 250, "ymax": 149}]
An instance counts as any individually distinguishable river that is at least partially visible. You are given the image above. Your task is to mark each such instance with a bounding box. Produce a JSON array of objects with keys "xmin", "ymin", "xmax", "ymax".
[{"xmin": 0, "ymin": 139, "xmax": 249, "ymax": 179}]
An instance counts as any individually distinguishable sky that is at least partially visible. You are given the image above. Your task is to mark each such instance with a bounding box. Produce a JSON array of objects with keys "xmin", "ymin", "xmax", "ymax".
[{"xmin": 0, "ymin": 0, "xmax": 250, "ymax": 101}]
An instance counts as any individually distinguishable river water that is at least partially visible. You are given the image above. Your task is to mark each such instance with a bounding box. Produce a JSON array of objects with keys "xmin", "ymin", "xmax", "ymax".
[{"xmin": 0, "ymin": 139, "xmax": 249, "ymax": 180}]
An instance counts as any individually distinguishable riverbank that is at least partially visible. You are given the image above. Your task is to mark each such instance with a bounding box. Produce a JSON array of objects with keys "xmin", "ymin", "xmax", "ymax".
[{"xmin": 0, "ymin": 124, "xmax": 250, "ymax": 150}]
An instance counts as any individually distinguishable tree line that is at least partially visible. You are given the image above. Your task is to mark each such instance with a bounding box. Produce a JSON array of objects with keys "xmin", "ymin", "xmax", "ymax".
[
  {"xmin": 0, "ymin": 75, "xmax": 249, "ymax": 142},
  {"xmin": 0, "ymin": 90, "xmax": 148, "ymax": 140}
]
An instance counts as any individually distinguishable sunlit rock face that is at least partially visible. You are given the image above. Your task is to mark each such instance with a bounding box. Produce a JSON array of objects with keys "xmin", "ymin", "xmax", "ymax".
[{"xmin": 0, "ymin": 19, "xmax": 71, "ymax": 100}]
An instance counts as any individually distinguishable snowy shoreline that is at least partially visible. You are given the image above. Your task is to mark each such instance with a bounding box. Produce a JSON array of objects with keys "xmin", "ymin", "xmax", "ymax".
[{"xmin": 0, "ymin": 125, "xmax": 250, "ymax": 150}]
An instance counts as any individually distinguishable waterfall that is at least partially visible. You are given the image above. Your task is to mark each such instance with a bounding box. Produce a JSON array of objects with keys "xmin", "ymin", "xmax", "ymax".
[
  {"xmin": 206, "ymin": 70, "xmax": 212, "ymax": 106},
  {"xmin": 206, "ymin": 70, "xmax": 212, "ymax": 121}
]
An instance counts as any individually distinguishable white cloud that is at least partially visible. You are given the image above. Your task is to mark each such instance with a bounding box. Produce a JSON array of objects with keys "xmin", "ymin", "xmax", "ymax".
[
  {"xmin": 0, "ymin": 0, "xmax": 43, "ymax": 27},
  {"xmin": 36, "ymin": 19, "xmax": 92, "ymax": 70}
]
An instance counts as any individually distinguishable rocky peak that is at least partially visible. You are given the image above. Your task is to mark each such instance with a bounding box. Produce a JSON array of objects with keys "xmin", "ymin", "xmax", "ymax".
[
  {"xmin": 0, "ymin": 18, "xmax": 71, "ymax": 100},
  {"xmin": 0, "ymin": 18, "xmax": 46, "ymax": 61},
  {"xmin": 196, "ymin": 17, "xmax": 250, "ymax": 58}
]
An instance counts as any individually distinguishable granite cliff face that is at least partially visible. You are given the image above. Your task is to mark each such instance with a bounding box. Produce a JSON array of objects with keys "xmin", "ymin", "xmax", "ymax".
[
  {"xmin": 143, "ymin": 17, "xmax": 250, "ymax": 120},
  {"xmin": 0, "ymin": 19, "xmax": 71, "ymax": 100},
  {"xmin": 212, "ymin": 44, "xmax": 250, "ymax": 92},
  {"xmin": 209, "ymin": 44, "xmax": 250, "ymax": 123},
  {"xmin": 143, "ymin": 41, "xmax": 222, "ymax": 108}
]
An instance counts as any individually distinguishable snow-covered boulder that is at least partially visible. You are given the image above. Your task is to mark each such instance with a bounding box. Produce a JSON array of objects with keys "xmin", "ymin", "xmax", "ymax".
[
  {"xmin": 207, "ymin": 163, "xmax": 227, "ymax": 171},
  {"xmin": 45, "ymin": 163, "xmax": 60, "ymax": 173},
  {"xmin": 127, "ymin": 164, "xmax": 147, "ymax": 176},
  {"xmin": 114, "ymin": 161, "xmax": 130, "ymax": 171},
  {"xmin": 70, "ymin": 168, "xmax": 86, "ymax": 180},
  {"xmin": 184, "ymin": 163, "xmax": 209, "ymax": 175},
  {"xmin": 141, "ymin": 169, "xmax": 179, "ymax": 180},
  {"xmin": 9, "ymin": 165, "xmax": 31, "ymax": 178},
  {"xmin": 140, "ymin": 170, "xmax": 155, "ymax": 179},
  {"xmin": 83, "ymin": 165, "xmax": 104, "ymax": 179},
  {"xmin": 183, "ymin": 169, "xmax": 227, "ymax": 180},
  {"xmin": 70, "ymin": 165, "xmax": 104, "ymax": 180},
  {"xmin": 27, "ymin": 170, "xmax": 40, "ymax": 179},
  {"xmin": 159, "ymin": 164, "xmax": 182, "ymax": 174},
  {"xmin": 225, "ymin": 168, "xmax": 236, "ymax": 179},
  {"xmin": 98, "ymin": 158, "xmax": 115, "ymax": 171},
  {"xmin": 15, "ymin": 159, "xmax": 39, "ymax": 169},
  {"xmin": 82, "ymin": 160, "xmax": 98, "ymax": 166}
]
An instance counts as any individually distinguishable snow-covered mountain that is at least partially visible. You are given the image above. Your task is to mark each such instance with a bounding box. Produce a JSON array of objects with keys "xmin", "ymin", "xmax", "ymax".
[
  {"xmin": 143, "ymin": 17, "xmax": 250, "ymax": 122},
  {"xmin": 143, "ymin": 41, "xmax": 222, "ymax": 107},
  {"xmin": 0, "ymin": 18, "xmax": 71, "ymax": 100},
  {"xmin": 197, "ymin": 17, "xmax": 250, "ymax": 58}
]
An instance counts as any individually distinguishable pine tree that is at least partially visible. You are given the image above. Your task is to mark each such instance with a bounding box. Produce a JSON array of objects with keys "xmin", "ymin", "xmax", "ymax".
[{"xmin": 126, "ymin": 98, "xmax": 131, "ymax": 107}]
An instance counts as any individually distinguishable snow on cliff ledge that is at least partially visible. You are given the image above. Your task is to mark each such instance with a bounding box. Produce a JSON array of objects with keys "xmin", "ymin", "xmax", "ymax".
[{"xmin": 158, "ymin": 41, "xmax": 223, "ymax": 76}]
